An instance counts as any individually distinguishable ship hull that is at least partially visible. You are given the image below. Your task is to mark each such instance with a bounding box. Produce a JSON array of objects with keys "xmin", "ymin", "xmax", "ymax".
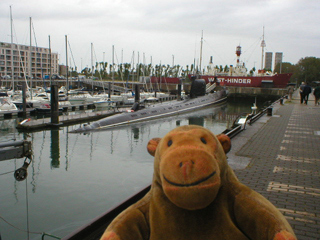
[
  {"xmin": 150, "ymin": 73, "xmax": 292, "ymax": 89},
  {"xmin": 71, "ymin": 90, "xmax": 227, "ymax": 133},
  {"xmin": 188, "ymin": 73, "xmax": 292, "ymax": 88}
]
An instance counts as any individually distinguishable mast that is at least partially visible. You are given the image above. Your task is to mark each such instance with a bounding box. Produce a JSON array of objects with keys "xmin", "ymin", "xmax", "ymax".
[
  {"xmin": 131, "ymin": 51, "xmax": 134, "ymax": 82},
  {"xmin": 49, "ymin": 35, "xmax": 52, "ymax": 86},
  {"xmin": 10, "ymin": 6, "xmax": 14, "ymax": 92},
  {"xmin": 112, "ymin": 45, "xmax": 114, "ymax": 95},
  {"xmin": 137, "ymin": 51, "xmax": 140, "ymax": 82},
  {"xmin": 121, "ymin": 49, "xmax": 123, "ymax": 63},
  {"xmin": 199, "ymin": 30, "xmax": 203, "ymax": 74},
  {"xmin": 65, "ymin": 35, "xmax": 68, "ymax": 96},
  {"xmin": 91, "ymin": 43, "xmax": 93, "ymax": 94},
  {"xmin": 260, "ymin": 26, "xmax": 266, "ymax": 70},
  {"xmin": 29, "ymin": 17, "xmax": 32, "ymax": 98}
]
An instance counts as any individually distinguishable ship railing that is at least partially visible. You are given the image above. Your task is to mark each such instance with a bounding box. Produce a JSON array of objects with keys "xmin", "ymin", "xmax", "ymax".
[
  {"xmin": 222, "ymin": 112, "xmax": 251, "ymax": 139},
  {"xmin": 206, "ymin": 83, "xmax": 216, "ymax": 93}
]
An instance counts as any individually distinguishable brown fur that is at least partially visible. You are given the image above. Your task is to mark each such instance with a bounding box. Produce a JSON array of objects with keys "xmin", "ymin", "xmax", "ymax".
[{"xmin": 100, "ymin": 125, "xmax": 296, "ymax": 240}]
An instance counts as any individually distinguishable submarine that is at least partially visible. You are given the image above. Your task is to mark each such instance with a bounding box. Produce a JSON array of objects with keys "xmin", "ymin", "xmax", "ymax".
[{"xmin": 70, "ymin": 78, "xmax": 228, "ymax": 133}]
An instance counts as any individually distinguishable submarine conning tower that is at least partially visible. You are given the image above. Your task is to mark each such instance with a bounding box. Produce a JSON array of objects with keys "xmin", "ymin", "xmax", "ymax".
[{"xmin": 190, "ymin": 76, "xmax": 206, "ymax": 98}]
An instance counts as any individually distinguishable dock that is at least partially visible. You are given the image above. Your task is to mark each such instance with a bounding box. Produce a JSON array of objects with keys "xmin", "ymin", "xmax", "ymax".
[
  {"xmin": 229, "ymin": 91, "xmax": 320, "ymax": 240},
  {"xmin": 0, "ymin": 108, "xmax": 33, "ymax": 119},
  {"xmin": 0, "ymin": 103, "xmax": 96, "ymax": 119},
  {"xmin": 16, "ymin": 108, "xmax": 119, "ymax": 131}
]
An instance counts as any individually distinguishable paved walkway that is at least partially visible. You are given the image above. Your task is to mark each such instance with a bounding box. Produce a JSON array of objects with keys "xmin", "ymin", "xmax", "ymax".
[{"xmin": 231, "ymin": 91, "xmax": 320, "ymax": 240}]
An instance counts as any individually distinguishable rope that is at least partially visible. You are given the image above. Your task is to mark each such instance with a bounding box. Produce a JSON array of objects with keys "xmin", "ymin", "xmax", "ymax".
[
  {"xmin": 0, "ymin": 213, "xmax": 61, "ymax": 239},
  {"xmin": 0, "ymin": 214, "xmax": 41, "ymax": 235},
  {"xmin": 42, "ymin": 233, "xmax": 61, "ymax": 239},
  {"xmin": 0, "ymin": 170, "xmax": 15, "ymax": 176},
  {"xmin": 26, "ymin": 178, "xmax": 30, "ymax": 240}
]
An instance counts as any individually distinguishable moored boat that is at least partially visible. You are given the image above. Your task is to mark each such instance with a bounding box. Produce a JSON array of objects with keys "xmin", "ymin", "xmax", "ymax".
[
  {"xmin": 151, "ymin": 38, "xmax": 292, "ymax": 89},
  {"xmin": 188, "ymin": 40, "xmax": 292, "ymax": 88},
  {"xmin": 0, "ymin": 96, "xmax": 18, "ymax": 112},
  {"xmin": 192, "ymin": 72, "xmax": 292, "ymax": 88},
  {"xmin": 70, "ymin": 78, "xmax": 227, "ymax": 133},
  {"xmin": 93, "ymin": 98, "xmax": 116, "ymax": 109}
]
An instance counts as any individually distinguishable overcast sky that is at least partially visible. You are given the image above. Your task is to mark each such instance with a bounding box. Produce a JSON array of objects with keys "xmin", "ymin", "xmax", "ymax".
[{"xmin": 1, "ymin": 0, "xmax": 319, "ymax": 73}]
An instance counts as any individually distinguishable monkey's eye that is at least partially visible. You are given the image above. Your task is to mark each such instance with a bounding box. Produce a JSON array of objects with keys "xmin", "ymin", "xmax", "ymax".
[
  {"xmin": 200, "ymin": 137, "xmax": 207, "ymax": 144},
  {"xmin": 167, "ymin": 140, "xmax": 173, "ymax": 147}
]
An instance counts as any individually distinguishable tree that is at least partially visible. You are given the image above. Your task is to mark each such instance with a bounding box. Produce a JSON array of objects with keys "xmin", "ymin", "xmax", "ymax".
[
  {"xmin": 81, "ymin": 67, "xmax": 89, "ymax": 77},
  {"xmin": 122, "ymin": 63, "xmax": 131, "ymax": 80},
  {"xmin": 274, "ymin": 62, "xmax": 295, "ymax": 74},
  {"xmin": 294, "ymin": 57, "xmax": 320, "ymax": 84}
]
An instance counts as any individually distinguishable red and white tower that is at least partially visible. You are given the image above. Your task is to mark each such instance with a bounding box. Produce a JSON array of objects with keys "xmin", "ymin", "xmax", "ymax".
[{"xmin": 236, "ymin": 45, "xmax": 241, "ymax": 66}]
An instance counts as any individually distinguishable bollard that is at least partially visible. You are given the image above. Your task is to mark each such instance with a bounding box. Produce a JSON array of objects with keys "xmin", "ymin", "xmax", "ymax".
[
  {"xmin": 280, "ymin": 98, "xmax": 284, "ymax": 105},
  {"xmin": 267, "ymin": 106, "xmax": 273, "ymax": 116}
]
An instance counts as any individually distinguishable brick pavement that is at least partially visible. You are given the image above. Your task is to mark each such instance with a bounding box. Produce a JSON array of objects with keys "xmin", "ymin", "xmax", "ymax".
[{"xmin": 232, "ymin": 91, "xmax": 320, "ymax": 240}]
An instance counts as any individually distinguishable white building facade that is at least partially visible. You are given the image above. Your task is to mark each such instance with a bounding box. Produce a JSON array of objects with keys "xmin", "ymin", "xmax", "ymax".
[{"xmin": 0, "ymin": 41, "xmax": 59, "ymax": 79}]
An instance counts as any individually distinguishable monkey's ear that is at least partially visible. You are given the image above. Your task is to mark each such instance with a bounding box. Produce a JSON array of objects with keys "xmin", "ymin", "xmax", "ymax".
[
  {"xmin": 147, "ymin": 138, "xmax": 161, "ymax": 156},
  {"xmin": 216, "ymin": 134, "xmax": 231, "ymax": 154}
]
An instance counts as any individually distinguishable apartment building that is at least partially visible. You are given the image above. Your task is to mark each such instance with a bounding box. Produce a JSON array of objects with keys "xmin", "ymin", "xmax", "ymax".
[
  {"xmin": 275, "ymin": 52, "xmax": 283, "ymax": 70},
  {"xmin": 265, "ymin": 52, "xmax": 273, "ymax": 70},
  {"xmin": 0, "ymin": 41, "xmax": 59, "ymax": 79}
]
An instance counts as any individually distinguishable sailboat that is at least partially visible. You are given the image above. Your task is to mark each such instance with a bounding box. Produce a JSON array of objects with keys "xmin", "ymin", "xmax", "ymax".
[{"xmin": 9, "ymin": 17, "xmax": 52, "ymax": 109}]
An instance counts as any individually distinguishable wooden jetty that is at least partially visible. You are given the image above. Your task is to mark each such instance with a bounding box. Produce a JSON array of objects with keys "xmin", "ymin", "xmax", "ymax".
[
  {"xmin": 0, "ymin": 103, "xmax": 97, "ymax": 119},
  {"xmin": 0, "ymin": 109, "xmax": 33, "ymax": 119},
  {"xmin": 16, "ymin": 108, "xmax": 119, "ymax": 131}
]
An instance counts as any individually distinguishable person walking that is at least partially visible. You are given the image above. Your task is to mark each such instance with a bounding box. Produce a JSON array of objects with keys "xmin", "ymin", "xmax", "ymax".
[
  {"xmin": 299, "ymin": 82, "xmax": 305, "ymax": 104},
  {"xmin": 287, "ymin": 85, "xmax": 294, "ymax": 102},
  {"xmin": 314, "ymin": 83, "xmax": 320, "ymax": 106},
  {"xmin": 303, "ymin": 82, "xmax": 312, "ymax": 105}
]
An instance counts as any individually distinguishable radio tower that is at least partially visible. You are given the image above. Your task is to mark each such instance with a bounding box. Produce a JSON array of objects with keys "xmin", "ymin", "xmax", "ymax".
[{"xmin": 260, "ymin": 26, "xmax": 266, "ymax": 70}]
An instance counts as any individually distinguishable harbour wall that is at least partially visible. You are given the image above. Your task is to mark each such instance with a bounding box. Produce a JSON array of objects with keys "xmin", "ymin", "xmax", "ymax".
[{"xmin": 227, "ymin": 87, "xmax": 288, "ymax": 98}]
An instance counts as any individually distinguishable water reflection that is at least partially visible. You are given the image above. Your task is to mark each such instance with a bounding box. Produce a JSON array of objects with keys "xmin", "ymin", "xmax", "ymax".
[
  {"xmin": 51, "ymin": 129, "xmax": 60, "ymax": 168},
  {"xmin": 132, "ymin": 127, "xmax": 139, "ymax": 140}
]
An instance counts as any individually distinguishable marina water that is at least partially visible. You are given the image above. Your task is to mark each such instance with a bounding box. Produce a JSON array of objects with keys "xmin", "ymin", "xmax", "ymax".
[{"xmin": 0, "ymin": 98, "xmax": 267, "ymax": 240}]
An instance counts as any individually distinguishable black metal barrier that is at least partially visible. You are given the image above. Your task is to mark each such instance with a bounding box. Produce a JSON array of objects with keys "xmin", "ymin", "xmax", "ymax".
[{"xmin": 223, "ymin": 95, "xmax": 285, "ymax": 139}]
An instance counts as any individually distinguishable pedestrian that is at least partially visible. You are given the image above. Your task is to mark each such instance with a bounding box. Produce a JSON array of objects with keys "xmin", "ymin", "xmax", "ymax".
[
  {"xmin": 299, "ymin": 82, "xmax": 305, "ymax": 104},
  {"xmin": 314, "ymin": 83, "xmax": 320, "ymax": 106},
  {"xmin": 287, "ymin": 85, "xmax": 294, "ymax": 101},
  {"xmin": 302, "ymin": 82, "xmax": 312, "ymax": 105}
]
